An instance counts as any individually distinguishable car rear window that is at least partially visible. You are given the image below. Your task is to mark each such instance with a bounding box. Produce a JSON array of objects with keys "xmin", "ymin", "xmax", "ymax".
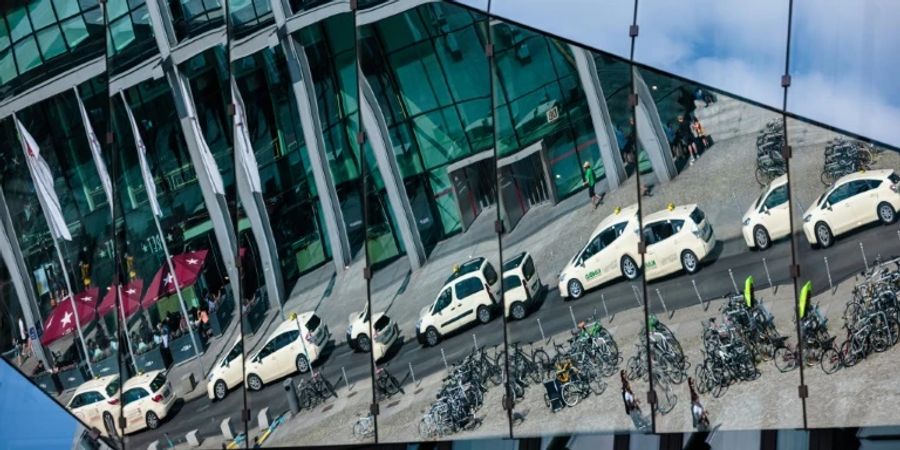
[
  {"xmin": 689, "ymin": 207, "xmax": 705, "ymax": 225},
  {"xmin": 305, "ymin": 315, "xmax": 321, "ymax": 331},
  {"xmin": 483, "ymin": 262, "xmax": 498, "ymax": 285},
  {"xmin": 374, "ymin": 315, "xmax": 390, "ymax": 331},
  {"xmin": 522, "ymin": 256, "xmax": 535, "ymax": 281},
  {"xmin": 105, "ymin": 378, "xmax": 120, "ymax": 398},
  {"xmin": 150, "ymin": 372, "xmax": 166, "ymax": 392},
  {"xmin": 889, "ymin": 172, "xmax": 900, "ymax": 184}
]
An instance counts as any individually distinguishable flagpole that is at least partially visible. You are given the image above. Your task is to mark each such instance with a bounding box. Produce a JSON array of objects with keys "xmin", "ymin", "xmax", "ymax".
[
  {"xmin": 119, "ymin": 93, "xmax": 203, "ymax": 372},
  {"xmin": 13, "ymin": 112, "xmax": 93, "ymax": 377},
  {"xmin": 116, "ymin": 284, "xmax": 137, "ymax": 374}
]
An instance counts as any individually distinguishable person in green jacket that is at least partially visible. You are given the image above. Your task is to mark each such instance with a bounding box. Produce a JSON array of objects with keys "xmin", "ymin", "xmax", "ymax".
[
  {"xmin": 583, "ymin": 161, "xmax": 603, "ymax": 210},
  {"xmin": 743, "ymin": 275, "xmax": 755, "ymax": 308}
]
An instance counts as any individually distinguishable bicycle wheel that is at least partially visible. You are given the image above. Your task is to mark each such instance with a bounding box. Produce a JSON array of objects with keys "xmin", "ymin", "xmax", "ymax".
[
  {"xmin": 755, "ymin": 166, "xmax": 769, "ymax": 186},
  {"xmin": 694, "ymin": 364, "xmax": 711, "ymax": 395},
  {"xmin": 821, "ymin": 170, "xmax": 834, "ymax": 186},
  {"xmin": 820, "ymin": 347, "xmax": 842, "ymax": 374},
  {"xmin": 561, "ymin": 383, "xmax": 582, "ymax": 407},
  {"xmin": 656, "ymin": 385, "xmax": 677, "ymax": 415},
  {"xmin": 530, "ymin": 349, "xmax": 550, "ymax": 383},
  {"xmin": 589, "ymin": 377, "xmax": 607, "ymax": 396},
  {"xmin": 773, "ymin": 346, "xmax": 797, "ymax": 372},
  {"xmin": 840, "ymin": 340, "xmax": 859, "ymax": 367}
]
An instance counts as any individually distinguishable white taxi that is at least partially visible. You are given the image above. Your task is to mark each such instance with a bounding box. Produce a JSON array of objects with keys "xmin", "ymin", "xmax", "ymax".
[
  {"xmin": 558, "ymin": 205, "xmax": 641, "ymax": 299},
  {"xmin": 416, "ymin": 257, "xmax": 499, "ymax": 347},
  {"xmin": 502, "ymin": 252, "xmax": 544, "ymax": 320},
  {"xmin": 346, "ymin": 303, "xmax": 400, "ymax": 362},
  {"xmin": 120, "ymin": 370, "xmax": 176, "ymax": 434},
  {"xmin": 67, "ymin": 374, "xmax": 120, "ymax": 437},
  {"xmin": 244, "ymin": 313, "xmax": 330, "ymax": 391},
  {"xmin": 206, "ymin": 336, "xmax": 244, "ymax": 400},
  {"xmin": 643, "ymin": 204, "xmax": 716, "ymax": 281},
  {"xmin": 802, "ymin": 169, "xmax": 900, "ymax": 248},
  {"xmin": 742, "ymin": 174, "xmax": 790, "ymax": 250}
]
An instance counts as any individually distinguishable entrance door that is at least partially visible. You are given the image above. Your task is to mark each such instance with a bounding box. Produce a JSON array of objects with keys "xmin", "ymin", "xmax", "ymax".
[{"xmin": 499, "ymin": 150, "xmax": 551, "ymax": 231}]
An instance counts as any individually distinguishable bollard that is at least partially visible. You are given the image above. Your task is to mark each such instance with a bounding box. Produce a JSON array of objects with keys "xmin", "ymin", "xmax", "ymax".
[
  {"xmin": 728, "ymin": 268, "xmax": 739, "ymax": 294},
  {"xmin": 220, "ymin": 417, "xmax": 234, "ymax": 441},
  {"xmin": 656, "ymin": 288, "xmax": 671, "ymax": 319},
  {"xmin": 440, "ymin": 348, "xmax": 449, "ymax": 371},
  {"xmin": 258, "ymin": 407, "xmax": 271, "ymax": 430},
  {"xmin": 408, "ymin": 362, "xmax": 418, "ymax": 386},
  {"xmin": 860, "ymin": 242, "xmax": 869, "ymax": 272},
  {"xmin": 692, "ymin": 279, "xmax": 707, "ymax": 311},
  {"xmin": 185, "ymin": 430, "xmax": 201, "ymax": 448},
  {"xmin": 824, "ymin": 257, "xmax": 834, "ymax": 292},
  {"xmin": 762, "ymin": 258, "xmax": 774, "ymax": 291},
  {"xmin": 537, "ymin": 318, "xmax": 547, "ymax": 342},
  {"xmin": 472, "ymin": 333, "xmax": 479, "ymax": 351},
  {"xmin": 631, "ymin": 285, "xmax": 643, "ymax": 307},
  {"xmin": 569, "ymin": 306, "xmax": 578, "ymax": 329},
  {"xmin": 601, "ymin": 294, "xmax": 611, "ymax": 323},
  {"xmin": 341, "ymin": 366, "xmax": 351, "ymax": 390},
  {"xmin": 283, "ymin": 378, "xmax": 300, "ymax": 415}
]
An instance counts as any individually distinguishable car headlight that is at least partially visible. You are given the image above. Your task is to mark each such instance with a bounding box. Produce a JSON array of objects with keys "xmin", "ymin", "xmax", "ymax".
[
  {"xmin": 803, "ymin": 214, "xmax": 812, "ymax": 223},
  {"xmin": 206, "ymin": 371, "xmax": 215, "ymax": 381},
  {"xmin": 742, "ymin": 218, "xmax": 751, "ymax": 226},
  {"xmin": 558, "ymin": 272, "xmax": 566, "ymax": 282}
]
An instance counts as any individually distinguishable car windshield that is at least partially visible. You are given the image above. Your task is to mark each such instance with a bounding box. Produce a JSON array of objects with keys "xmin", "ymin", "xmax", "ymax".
[
  {"xmin": 689, "ymin": 207, "xmax": 705, "ymax": 224},
  {"xmin": 446, "ymin": 258, "xmax": 484, "ymax": 283},
  {"xmin": 305, "ymin": 315, "xmax": 321, "ymax": 331},
  {"xmin": 374, "ymin": 315, "xmax": 391, "ymax": 331},
  {"xmin": 753, "ymin": 187, "xmax": 768, "ymax": 209},
  {"xmin": 816, "ymin": 191, "xmax": 827, "ymax": 207}
]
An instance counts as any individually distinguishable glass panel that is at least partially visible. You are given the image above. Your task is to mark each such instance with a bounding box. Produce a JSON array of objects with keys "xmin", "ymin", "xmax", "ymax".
[
  {"xmin": 27, "ymin": 0, "xmax": 56, "ymax": 30},
  {"xmin": 8, "ymin": 8, "xmax": 33, "ymax": 42},
  {"xmin": 61, "ymin": 16, "xmax": 90, "ymax": 50},
  {"xmin": 36, "ymin": 26, "xmax": 67, "ymax": 61},
  {"xmin": 634, "ymin": 63, "xmax": 802, "ymax": 432},
  {"xmin": 362, "ymin": 1, "xmax": 508, "ymax": 442},
  {"xmin": 54, "ymin": 0, "xmax": 81, "ymax": 19},
  {"xmin": 14, "ymin": 37, "xmax": 41, "ymax": 73},
  {"xmin": 489, "ymin": 0, "xmax": 633, "ymax": 60},
  {"xmin": 634, "ymin": 0, "xmax": 788, "ymax": 108}
]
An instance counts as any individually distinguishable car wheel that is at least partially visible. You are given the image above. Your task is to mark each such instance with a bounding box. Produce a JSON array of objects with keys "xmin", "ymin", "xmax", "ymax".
[
  {"xmin": 247, "ymin": 374, "xmax": 263, "ymax": 391},
  {"xmin": 356, "ymin": 334, "xmax": 371, "ymax": 353},
  {"xmin": 477, "ymin": 305, "xmax": 492, "ymax": 324},
  {"xmin": 145, "ymin": 411, "xmax": 160, "ymax": 430},
  {"xmin": 567, "ymin": 279, "xmax": 584, "ymax": 299},
  {"xmin": 681, "ymin": 250, "xmax": 699, "ymax": 274},
  {"xmin": 295, "ymin": 354, "xmax": 310, "ymax": 374},
  {"xmin": 753, "ymin": 225, "xmax": 771, "ymax": 250},
  {"xmin": 815, "ymin": 222, "xmax": 833, "ymax": 248},
  {"xmin": 621, "ymin": 255, "xmax": 639, "ymax": 280},
  {"xmin": 424, "ymin": 327, "xmax": 440, "ymax": 347},
  {"xmin": 214, "ymin": 380, "xmax": 228, "ymax": 401},
  {"xmin": 510, "ymin": 302, "xmax": 527, "ymax": 320},
  {"xmin": 102, "ymin": 412, "xmax": 116, "ymax": 438},
  {"xmin": 878, "ymin": 202, "xmax": 896, "ymax": 224}
]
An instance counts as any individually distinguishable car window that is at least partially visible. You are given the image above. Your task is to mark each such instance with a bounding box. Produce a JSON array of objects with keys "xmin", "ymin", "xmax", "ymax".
[
  {"xmin": 522, "ymin": 255, "xmax": 535, "ymax": 281},
  {"xmin": 122, "ymin": 388, "xmax": 149, "ymax": 406},
  {"xmin": 598, "ymin": 226, "xmax": 618, "ymax": 248},
  {"xmin": 72, "ymin": 391, "xmax": 103, "ymax": 408},
  {"xmin": 433, "ymin": 288, "xmax": 452, "ymax": 314},
  {"xmin": 482, "ymin": 262, "xmax": 498, "ymax": 285},
  {"xmin": 581, "ymin": 234, "xmax": 604, "ymax": 261},
  {"xmin": 69, "ymin": 393, "xmax": 87, "ymax": 409},
  {"xmin": 258, "ymin": 339, "xmax": 277, "ymax": 359},
  {"xmin": 105, "ymin": 378, "xmax": 120, "ymax": 398},
  {"xmin": 503, "ymin": 275, "xmax": 523, "ymax": 291},
  {"xmin": 305, "ymin": 315, "xmax": 321, "ymax": 332},
  {"xmin": 274, "ymin": 330, "xmax": 300, "ymax": 350},
  {"xmin": 225, "ymin": 341, "xmax": 243, "ymax": 363},
  {"xmin": 149, "ymin": 372, "xmax": 166, "ymax": 392},
  {"xmin": 645, "ymin": 221, "xmax": 678, "ymax": 244},
  {"xmin": 763, "ymin": 185, "xmax": 788, "ymax": 210},
  {"xmin": 455, "ymin": 277, "xmax": 485, "ymax": 300},
  {"xmin": 826, "ymin": 183, "xmax": 853, "ymax": 206},
  {"xmin": 847, "ymin": 180, "xmax": 872, "ymax": 196}
]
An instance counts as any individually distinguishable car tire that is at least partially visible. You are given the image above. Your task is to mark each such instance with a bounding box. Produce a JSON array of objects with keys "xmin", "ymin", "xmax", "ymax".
[
  {"xmin": 753, "ymin": 225, "xmax": 771, "ymax": 250},
  {"xmin": 510, "ymin": 302, "xmax": 527, "ymax": 320},
  {"xmin": 477, "ymin": 305, "xmax": 492, "ymax": 324},
  {"xmin": 815, "ymin": 222, "xmax": 833, "ymax": 248},
  {"xmin": 424, "ymin": 327, "xmax": 440, "ymax": 347},
  {"xmin": 355, "ymin": 334, "xmax": 371, "ymax": 353},
  {"xmin": 247, "ymin": 374, "xmax": 263, "ymax": 391},
  {"xmin": 146, "ymin": 411, "xmax": 160, "ymax": 430},
  {"xmin": 102, "ymin": 412, "xmax": 116, "ymax": 438},
  {"xmin": 681, "ymin": 250, "xmax": 700, "ymax": 274},
  {"xmin": 621, "ymin": 255, "xmax": 640, "ymax": 280},
  {"xmin": 567, "ymin": 279, "xmax": 584, "ymax": 299},
  {"xmin": 214, "ymin": 380, "xmax": 228, "ymax": 401},
  {"xmin": 295, "ymin": 354, "xmax": 310, "ymax": 374},
  {"xmin": 878, "ymin": 202, "xmax": 896, "ymax": 224}
]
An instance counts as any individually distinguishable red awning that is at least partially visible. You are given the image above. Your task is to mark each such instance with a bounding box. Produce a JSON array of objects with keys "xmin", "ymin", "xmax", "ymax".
[
  {"xmin": 142, "ymin": 250, "xmax": 209, "ymax": 306},
  {"xmin": 97, "ymin": 279, "xmax": 144, "ymax": 319},
  {"xmin": 40, "ymin": 287, "xmax": 99, "ymax": 346}
]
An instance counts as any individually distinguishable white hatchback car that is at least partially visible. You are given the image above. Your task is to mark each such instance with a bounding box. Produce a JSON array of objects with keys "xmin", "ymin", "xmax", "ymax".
[
  {"xmin": 206, "ymin": 336, "xmax": 244, "ymax": 400},
  {"xmin": 346, "ymin": 303, "xmax": 400, "ymax": 362},
  {"xmin": 416, "ymin": 257, "xmax": 499, "ymax": 347},
  {"xmin": 67, "ymin": 374, "xmax": 120, "ymax": 437},
  {"xmin": 558, "ymin": 204, "xmax": 641, "ymax": 299},
  {"xmin": 244, "ymin": 313, "xmax": 330, "ymax": 391},
  {"xmin": 802, "ymin": 169, "xmax": 900, "ymax": 248},
  {"xmin": 502, "ymin": 252, "xmax": 543, "ymax": 320},
  {"xmin": 643, "ymin": 204, "xmax": 716, "ymax": 281},
  {"xmin": 120, "ymin": 370, "xmax": 176, "ymax": 434},
  {"xmin": 742, "ymin": 175, "xmax": 791, "ymax": 250}
]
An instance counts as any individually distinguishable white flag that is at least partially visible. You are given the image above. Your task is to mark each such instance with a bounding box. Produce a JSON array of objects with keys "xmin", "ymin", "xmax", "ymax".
[
  {"xmin": 15, "ymin": 115, "xmax": 72, "ymax": 241},
  {"xmin": 74, "ymin": 88, "xmax": 114, "ymax": 216},
  {"xmin": 177, "ymin": 76, "xmax": 225, "ymax": 195},
  {"xmin": 120, "ymin": 92, "xmax": 163, "ymax": 217},
  {"xmin": 232, "ymin": 79, "xmax": 262, "ymax": 193}
]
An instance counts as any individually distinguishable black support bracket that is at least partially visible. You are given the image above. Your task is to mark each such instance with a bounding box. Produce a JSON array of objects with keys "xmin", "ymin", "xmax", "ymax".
[
  {"xmin": 638, "ymin": 242, "xmax": 646, "ymax": 255},
  {"xmin": 629, "ymin": 93, "xmax": 639, "ymax": 108},
  {"xmin": 781, "ymin": 74, "xmax": 792, "ymax": 88},
  {"xmin": 242, "ymin": 409, "xmax": 252, "ymax": 423},
  {"xmin": 357, "ymin": 131, "xmax": 366, "ymax": 145},
  {"xmin": 790, "ymin": 264, "xmax": 800, "ymax": 278},
  {"xmin": 629, "ymin": 25, "xmax": 639, "ymax": 38},
  {"xmin": 105, "ymin": 131, "xmax": 114, "ymax": 145},
  {"xmin": 782, "ymin": 144, "xmax": 792, "ymax": 160},
  {"xmin": 363, "ymin": 266, "xmax": 373, "ymax": 281},
  {"xmin": 798, "ymin": 384, "xmax": 808, "ymax": 399},
  {"xmin": 370, "ymin": 402, "xmax": 379, "ymax": 416},
  {"xmin": 485, "ymin": 43, "xmax": 493, "ymax": 58},
  {"xmin": 647, "ymin": 389, "xmax": 657, "ymax": 406},
  {"xmin": 494, "ymin": 220, "xmax": 504, "ymax": 234}
]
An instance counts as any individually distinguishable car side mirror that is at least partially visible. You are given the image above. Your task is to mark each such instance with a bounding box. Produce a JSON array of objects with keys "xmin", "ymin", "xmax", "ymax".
[
  {"xmin": 577, "ymin": 260, "xmax": 585, "ymax": 268},
  {"xmin": 761, "ymin": 205, "xmax": 770, "ymax": 214}
]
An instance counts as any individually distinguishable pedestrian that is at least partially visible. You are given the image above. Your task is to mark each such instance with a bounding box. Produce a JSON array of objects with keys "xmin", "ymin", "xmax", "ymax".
[
  {"xmin": 18, "ymin": 317, "xmax": 31, "ymax": 360},
  {"xmin": 677, "ymin": 115, "xmax": 698, "ymax": 165},
  {"xmin": 582, "ymin": 161, "xmax": 603, "ymax": 210},
  {"xmin": 689, "ymin": 377, "xmax": 710, "ymax": 431},
  {"xmin": 692, "ymin": 118, "xmax": 709, "ymax": 151},
  {"xmin": 621, "ymin": 370, "xmax": 651, "ymax": 431}
]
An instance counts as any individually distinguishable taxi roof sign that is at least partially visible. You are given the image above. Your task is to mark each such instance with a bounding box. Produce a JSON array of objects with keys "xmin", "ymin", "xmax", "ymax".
[{"xmin": 666, "ymin": 202, "xmax": 676, "ymax": 211}]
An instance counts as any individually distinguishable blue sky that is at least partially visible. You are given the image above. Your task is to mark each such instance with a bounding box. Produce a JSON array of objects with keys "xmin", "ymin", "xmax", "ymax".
[
  {"xmin": 0, "ymin": 360, "xmax": 78, "ymax": 450},
  {"xmin": 455, "ymin": 0, "xmax": 900, "ymax": 148}
]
